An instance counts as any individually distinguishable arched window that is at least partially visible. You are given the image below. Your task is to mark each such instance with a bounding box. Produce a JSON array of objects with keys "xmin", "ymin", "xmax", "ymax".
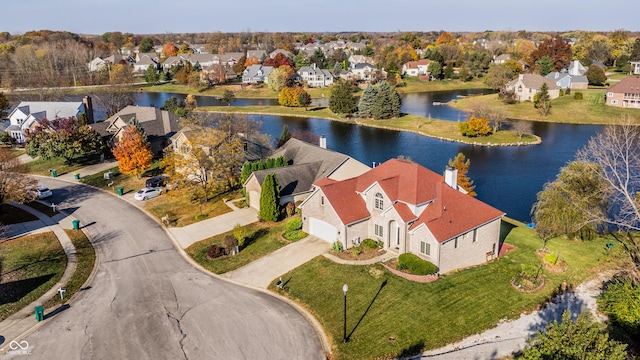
[{"xmin": 374, "ymin": 192, "xmax": 384, "ymax": 210}]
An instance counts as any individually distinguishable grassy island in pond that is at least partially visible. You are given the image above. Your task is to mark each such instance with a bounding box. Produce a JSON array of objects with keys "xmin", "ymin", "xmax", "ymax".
[{"xmin": 198, "ymin": 105, "xmax": 540, "ymax": 146}]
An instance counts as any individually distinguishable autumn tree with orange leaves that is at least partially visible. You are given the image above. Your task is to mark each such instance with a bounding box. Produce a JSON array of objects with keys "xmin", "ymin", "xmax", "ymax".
[
  {"xmin": 112, "ymin": 125, "xmax": 153, "ymax": 178},
  {"xmin": 162, "ymin": 42, "xmax": 178, "ymax": 58}
]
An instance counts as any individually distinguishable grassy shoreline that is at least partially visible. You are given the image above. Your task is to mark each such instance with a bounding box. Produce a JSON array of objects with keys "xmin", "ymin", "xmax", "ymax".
[{"xmin": 198, "ymin": 105, "xmax": 540, "ymax": 146}]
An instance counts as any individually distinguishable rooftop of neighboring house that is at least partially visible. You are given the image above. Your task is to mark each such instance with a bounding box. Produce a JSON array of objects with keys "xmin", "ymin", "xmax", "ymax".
[
  {"xmin": 608, "ymin": 76, "xmax": 640, "ymax": 95},
  {"xmin": 507, "ymin": 74, "xmax": 560, "ymax": 90},
  {"xmin": 93, "ymin": 106, "xmax": 181, "ymax": 139},
  {"xmin": 10, "ymin": 101, "xmax": 85, "ymax": 121}
]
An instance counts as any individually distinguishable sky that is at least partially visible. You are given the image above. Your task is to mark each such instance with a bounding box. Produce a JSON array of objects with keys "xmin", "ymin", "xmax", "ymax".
[{"xmin": 3, "ymin": 0, "xmax": 639, "ymax": 35}]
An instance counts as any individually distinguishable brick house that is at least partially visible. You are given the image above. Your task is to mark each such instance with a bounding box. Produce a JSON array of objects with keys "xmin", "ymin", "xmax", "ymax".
[
  {"xmin": 605, "ymin": 76, "xmax": 640, "ymax": 108},
  {"xmin": 299, "ymin": 159, "xmax": 505, "ymax": 274}
]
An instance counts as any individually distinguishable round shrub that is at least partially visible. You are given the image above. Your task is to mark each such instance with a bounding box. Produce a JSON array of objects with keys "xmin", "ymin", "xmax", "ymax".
[
  {"xmin": 207, "ymin": 244, "xmax": 225, "ymax": 259},
  {"xmin": 361, "ymin": 238, "xmax": 379, "ymax": 249},
  {"xmin": 333, "ymin": 241, "xmax": 343, "ymax": 253},
  {"xmin": 574, "ymin": 92, "xmax": 583, "ymax": 100},
  {"xmin": 397, "ymin": 253, "xmax": 437, "ymax": 275},
  {"xmin": 286, "ymin": 217, "xmax": 303, "ymax": 232}
]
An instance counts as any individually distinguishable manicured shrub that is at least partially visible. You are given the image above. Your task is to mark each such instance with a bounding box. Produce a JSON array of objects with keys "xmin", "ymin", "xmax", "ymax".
[
  {"xmin": 333, "ymin": 241, "xmax": 343, "ymax": 253},
  {"xmin": 206, "ymin": 244, "xmax": 225, "ymax": 259},
  {"xmin": 233, "ymin": 224, "xmax": 246, "ymax": 248},
  {"xmin": 283, "ymin": 230, "xmax": 307, "ymax": 241},
  {"xmin": 574, "ymin": 92, "xmax": 583, "ymax": 100},
  {"xmin": 398, "ymin": 253, "xmax": 437, "ymax": 275},
  {"xmin": 361, "ymin": 238, "xmax": 379, "ymax": 249},
  {"xmin": 286, "ymin": 217, "xmax": 302, "ymax": 232}
]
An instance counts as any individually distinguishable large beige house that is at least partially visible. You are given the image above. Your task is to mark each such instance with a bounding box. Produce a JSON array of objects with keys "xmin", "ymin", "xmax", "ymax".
[
  {"xmin": 244, "ymin": 138, "xmax": 369, "ymax": 211},
  {"xmin": 299, "ymin": 159, "xmax": 505, "ymax": 274},
  {"xmin": 505, "ymin": 74, "xmax": 560, "ymax": 102},
  {"xmin": 605, "ymin": 76, "xmax": 640, "ymax": 108}
]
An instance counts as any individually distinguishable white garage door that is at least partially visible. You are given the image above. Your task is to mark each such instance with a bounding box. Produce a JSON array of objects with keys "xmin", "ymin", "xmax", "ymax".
[
  {"xmin": 249, "ymin": 191, "xmax": 260, "ymax": 211},
  {"xmin": 309, "ymin": 218, "xmax": 337, "ymax": 242}
]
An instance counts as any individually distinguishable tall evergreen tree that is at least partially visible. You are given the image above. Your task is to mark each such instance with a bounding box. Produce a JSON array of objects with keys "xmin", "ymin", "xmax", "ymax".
[
  {"xmin": 448, "ymin": 153, "xmax": 477, "ymax": 197},
  {"xmin": 241, "ymin": 162, "xmax": 252, "ymax": 184},
  {"xmin": 278, "ymin": 124, "xmax": 291, "ymax": 147},
  {"xmin": 259, "ymin": 173, "xmax": 280, "ymax": 222},
  {"xmin": 358, "ymin": 84, "xmax": 377, "ymax": 118},
  {"xmin": 329, "ymin": 80, "xmax": 357, "ymax": 115},
  {"xmin": 371, "ymin": 81, "xmax": 401, "ymax": 120}
]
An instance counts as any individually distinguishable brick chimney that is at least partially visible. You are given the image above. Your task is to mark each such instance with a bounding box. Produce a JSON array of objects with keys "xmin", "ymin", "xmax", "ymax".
[{"xmin": 82, "ymin": 96, "xmax": 95, "ymax": 124}]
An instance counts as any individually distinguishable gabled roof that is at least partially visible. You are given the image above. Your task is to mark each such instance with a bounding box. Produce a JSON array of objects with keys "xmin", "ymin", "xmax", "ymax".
[
  {"xmin": 96, "ymin": 106, "xmax": 181, "ymax": 140},
  {"xmin": 10, "ymin": 101, "xmax": 84, "ymax": 121},
  {"xmin": 413, "ymin": 183, "xmax": 505, "ymax": 243},
  {"xmin": 608, "ymin": 76, "xmax": 640, "ymax": 95},
  {"xmin": 315, "ymin": 159, "xmax": 504, "ymax": 242},
  {"xmin": 253, "ymin": 162, "xmax": 323, "ymax": 197},
  {"xmin": 507, "ymin": 74, "xmax": 559, "ymax": 90}
]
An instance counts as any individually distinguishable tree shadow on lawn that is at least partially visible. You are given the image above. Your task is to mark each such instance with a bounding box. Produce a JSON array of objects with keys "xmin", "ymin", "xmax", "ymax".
[
  {"xmin": 527, "ymin": 284, "xmax": 587, "ymax": 334},
  {"xmin": 242, "ymin": 228, "xmax": 269, "ymax": 248},
  {"xmin": 0, "ymin": 273, "xmax": 55, "ymax": 305},
  {"xmin": 345, "ymin": 279, "xmax": 388, "ymax": 342}
]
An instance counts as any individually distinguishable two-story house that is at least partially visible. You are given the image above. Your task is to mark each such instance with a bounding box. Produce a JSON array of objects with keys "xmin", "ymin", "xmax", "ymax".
[
  {"xmin": 297, "ymin": 63, "xmax": 335, "ymax": 87},
  {"xmin": 299, "ymin": 159, "xmax": 505, "ymax": 274},
  {"xmin": 242, "ymin": 65, "xmax": 274, "ymax": 84},
  {"xmin": 505, "ymin": 74, "xmax": 560, "ymax": 102},
  {"xmin": 605, "ymin": 76, "xmax": 640, "ymax": 108},
  {"xmin": 401, "ymin": 59, "xmax": 431, "ymax": 77},
  {"xmin": 5, "ymin": 97, "xmax": 94, "ymax": 143}
]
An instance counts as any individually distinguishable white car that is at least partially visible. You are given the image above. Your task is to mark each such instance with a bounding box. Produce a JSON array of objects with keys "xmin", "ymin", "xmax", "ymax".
[
  {"xmin": 35, "ymin": 185, "xmax": 53, "ymax": 199},
  {"xmin": 134, "ymin": 187, "xmax": 162, "ymax": 201}
]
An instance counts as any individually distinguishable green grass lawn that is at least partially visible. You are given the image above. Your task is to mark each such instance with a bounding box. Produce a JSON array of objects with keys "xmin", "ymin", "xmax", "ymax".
[
  {"xmin": 0, "ymin": 232, "xmax": 67, "ymax": 321},
  {"xmin": 24, "ymin": 153, "xmax": 102, "ymax": 176},
  {"xmin": 200, "ymin": 105, "xmax": 539, "ymax": 145},
  {"xmin": 145, "ymin": 187, "xmax": 236, "ymax": 227},
  {"xmin": 451, "ymin": 91, "xmax": 640, "ymax": 124},
  {"xmin": 272, "ymin": 219, "xmax": 626, "ymax": 360},
  {"xmin": 44, "ymin": 229, "xmax": 95, "ymax": 308},
  {"xmin": 186, "ymin": 220, "xmax": 290, "ymax": 274}
]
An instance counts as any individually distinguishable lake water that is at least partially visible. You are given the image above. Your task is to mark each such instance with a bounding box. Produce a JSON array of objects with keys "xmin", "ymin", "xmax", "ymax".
[{"xmin": 71, "ymin": 90, "xmax": 603, "ymax": 222}]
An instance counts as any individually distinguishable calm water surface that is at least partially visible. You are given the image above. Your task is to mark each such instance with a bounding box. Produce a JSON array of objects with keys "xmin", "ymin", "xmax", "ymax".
[{"xmin": 70, "ymin": 90, "xmax": 602, "ymax": 222}]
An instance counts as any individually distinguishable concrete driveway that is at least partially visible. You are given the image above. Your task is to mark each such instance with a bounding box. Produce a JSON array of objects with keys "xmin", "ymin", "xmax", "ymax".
[{"xmin": 4, "ymin": 179, "xmax": 325, "ymax": 360}]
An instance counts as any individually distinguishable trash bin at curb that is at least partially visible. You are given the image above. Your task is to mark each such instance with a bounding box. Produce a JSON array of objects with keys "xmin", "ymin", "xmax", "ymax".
[
  {"xmin": 117, "ymin": 187, "xmax": 124, "ymax": 196},
  {"xmin": 35, "ymin": 305, "xmax": 44, "ymax": 322},
  {"xmin": 74, "ymin": 173, "xmax": 80, "ymax": 180},
  {"xmin": 51, "ymin": 170, "xmax": 57, "ymax": 178},
  {"xmin": 72, "ymin": 219, "xmax": 80, "ymax": 230}
]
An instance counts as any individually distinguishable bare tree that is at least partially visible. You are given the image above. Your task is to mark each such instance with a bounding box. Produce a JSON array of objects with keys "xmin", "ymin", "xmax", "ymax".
[
  {"xmin": 470, "ymin": 102, "xmax": 509, "ymax": 133},
  {"xmin": 511, "ymin": 120, "xmax": 533, "ymax": 140},
  {"xmin": 576, "ymin": 118, "xmax": 640, "ymax": 281}
]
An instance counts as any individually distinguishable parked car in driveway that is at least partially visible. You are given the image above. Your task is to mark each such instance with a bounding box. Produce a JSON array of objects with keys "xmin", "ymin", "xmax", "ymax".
[
  {"xmin": 145, "ymin": 175, "xmax": 167, "ymax": 188},
  {"xmin": 134, "ymin": 187, "xmax": 162, "ymax": 201},
  {"xmin": 35, "ymin": 185, "xmax": 53, "ymax": 199}
]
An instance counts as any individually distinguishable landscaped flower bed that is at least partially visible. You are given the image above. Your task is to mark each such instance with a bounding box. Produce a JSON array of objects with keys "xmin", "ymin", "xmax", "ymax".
[{"xmin": 331, "ymin": 239, "xmax": 386, "ymax": 260}]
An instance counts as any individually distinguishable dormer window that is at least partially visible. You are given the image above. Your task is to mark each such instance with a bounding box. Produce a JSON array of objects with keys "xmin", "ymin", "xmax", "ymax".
[{"xmin": 374, "ymin": 192, "xmax": 384, "ymax": 210}]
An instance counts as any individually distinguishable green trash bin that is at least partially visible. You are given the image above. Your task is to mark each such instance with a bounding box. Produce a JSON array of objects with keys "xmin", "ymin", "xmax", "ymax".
[
  {"xmin": 72, "ymin": 219, "xmax": 80, "ymax": 230},
  {"xmin": 51, "ymin": 169, "xmax": 57, "ymax": 178},
  {"xmin": 35, "ymin": 305, "xmax": 44, "ymax": 322},
  {"xmin": 74, "ymin": 173, "xmax": 80, "ymax": 180},
  {"xmin": 117, "ymin": 187, "xmax": 124, "ymax": 196}
]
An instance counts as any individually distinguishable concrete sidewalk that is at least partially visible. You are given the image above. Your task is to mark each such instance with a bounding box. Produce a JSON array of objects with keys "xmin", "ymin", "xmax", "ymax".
[
  {"xmin": 168, "ymin": 204, "xmax": 259, "ymax": 249},
  {"xmin": 0, "ymin": 203, "xmax": 77, "ymax": 354}
]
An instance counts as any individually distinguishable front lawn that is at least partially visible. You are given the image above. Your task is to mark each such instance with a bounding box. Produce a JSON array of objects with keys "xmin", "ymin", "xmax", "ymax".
[
  {"xmin": 44, "ymin": 229, "xmax": 95, "ymax": 307},
  {"xmin": 186, "ymin": 220, "xmax": 290, "ymax": 274},
  {"xmin": 0, "ymin": 232, "xmax": 67, "ymax": 321},
  {"xmin": 145, "ymin": 187, "xmax": 236, "ymax": 227},
  {"xmin": 0, "ymin": 203, "xmax": 38, "ymax": 224},
  {"xmin": 24, "ymin": 153, "xmax": 101, "ymax": 176},
  {"xmin": 273, "ymin": 219, "xmax": 626, "ymax": 360}
]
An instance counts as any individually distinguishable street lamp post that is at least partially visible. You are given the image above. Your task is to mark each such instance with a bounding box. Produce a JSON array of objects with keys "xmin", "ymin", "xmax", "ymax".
[{"xmin": 342, "ymin": 283, "xmax": 348, "ymax": 343}]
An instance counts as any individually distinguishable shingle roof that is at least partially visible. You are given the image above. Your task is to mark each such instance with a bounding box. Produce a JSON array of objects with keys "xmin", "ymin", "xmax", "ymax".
[
  {"xmin": 316, "ymin": 159, "xmax": 504, "ymax": 242},
  {"xmin": 253, "ymin": 162, "xmax": 322, "ymax": 197},
  {"xmin": 608, "ymin": 76, "xmax": 640, "ymax": 95},
  {"xmin": 12, "ymin": 101, "xmax": 84, "ymax": 121},
  {"xmin": 507, "ymin": 74, "xmax": 559, "ymax": 90},
  {"xmin": 101, "ymin": 106, "xmax": 181, "ymax": 139}
]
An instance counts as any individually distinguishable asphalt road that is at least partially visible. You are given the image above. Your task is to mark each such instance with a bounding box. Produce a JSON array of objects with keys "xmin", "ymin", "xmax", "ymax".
[{"xmin": 7, "ymin": 179, "xmax": 324, "ymax": 360}]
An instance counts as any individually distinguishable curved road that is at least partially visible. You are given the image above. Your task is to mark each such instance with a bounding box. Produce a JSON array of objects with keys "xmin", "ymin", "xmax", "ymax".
[{"xmin": 9, "ymin": 179, "xmax": 324, "ymax": 359}]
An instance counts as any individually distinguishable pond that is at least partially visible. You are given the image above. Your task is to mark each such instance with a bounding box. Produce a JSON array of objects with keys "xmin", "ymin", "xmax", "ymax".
[{"xmin": 68, "ymin": 89, "xmax": 602, "ymax": 222}]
